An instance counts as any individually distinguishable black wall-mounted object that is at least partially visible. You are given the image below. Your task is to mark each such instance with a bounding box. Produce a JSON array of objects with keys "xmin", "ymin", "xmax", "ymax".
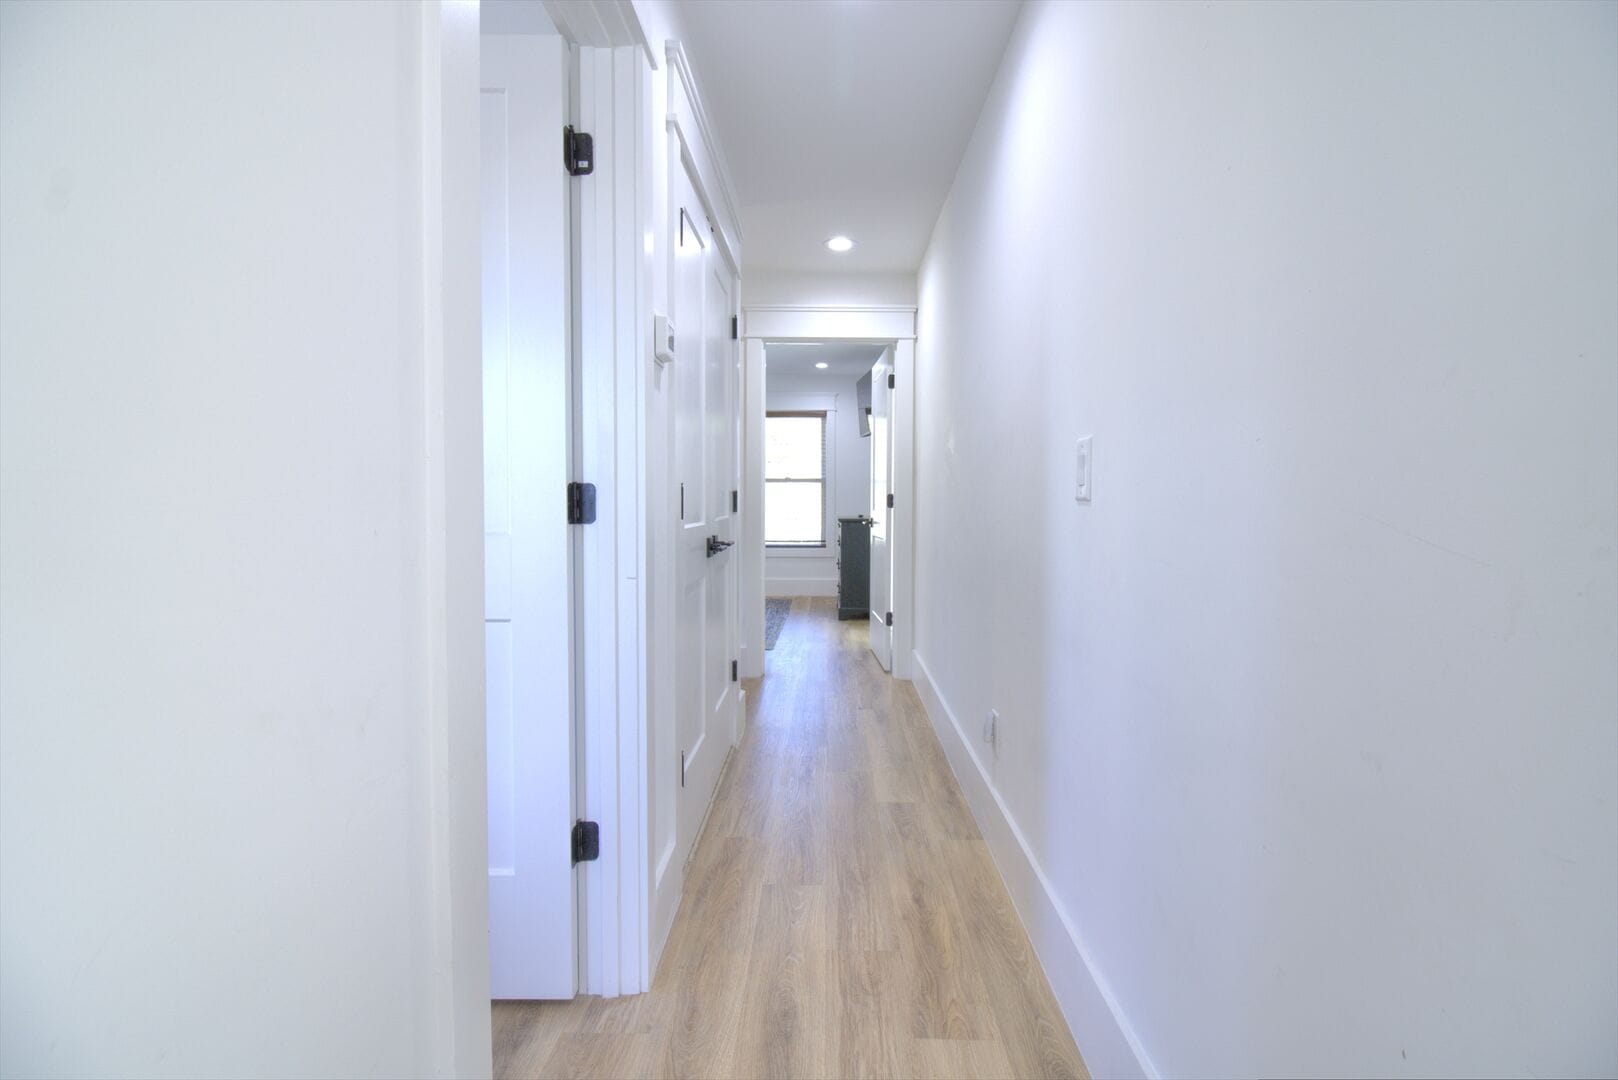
[
  {"xmin": 564, "ymin": 125, "xmax": 594, "ymax": 176},
  {"xmin": 567, "ymin": 482, "xmax": 596, "ymax": 524},
  {"xmin": 571, "ymin": 820, "xmax": 600, "ymax": 864},
  {"xmin": 856, "ymin": 371, "xmax": 872, "ymax": 438}
]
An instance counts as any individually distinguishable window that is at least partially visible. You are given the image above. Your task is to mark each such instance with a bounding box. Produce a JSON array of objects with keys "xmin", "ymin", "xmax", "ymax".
[{"xmin": 765, "ymin": 411, "xmax": 826, "ymax": 546}]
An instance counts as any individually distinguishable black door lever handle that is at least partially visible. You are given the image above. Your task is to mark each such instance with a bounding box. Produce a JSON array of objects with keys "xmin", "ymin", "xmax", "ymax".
[{"xmin": 706, "ymin": 535, "xmax": 734, "ymax": 558}]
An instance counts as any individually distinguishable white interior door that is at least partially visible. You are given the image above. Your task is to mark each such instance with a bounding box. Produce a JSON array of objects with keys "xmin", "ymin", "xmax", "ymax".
[
  {"xmin": 672, "ymin": 159, "xmax": 739, "ymax": 868},
  {"xmin": 482, "ymin": 34, "xmax": 574, "ymax": 1001},
  {"xmin": 869, "ymin": 349, "xmax": 893, "ymax": 670}
]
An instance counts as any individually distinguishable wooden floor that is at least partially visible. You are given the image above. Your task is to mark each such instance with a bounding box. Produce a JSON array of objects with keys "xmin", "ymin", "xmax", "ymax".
[{"xmin": 493, "ymin": 597, "xmax": 1088, "ymax": 1079}]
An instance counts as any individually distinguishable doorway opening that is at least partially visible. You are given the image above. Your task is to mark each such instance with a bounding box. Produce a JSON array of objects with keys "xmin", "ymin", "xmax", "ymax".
[
  {"xmin": 758, "ymin": 342, "xmax": 894, "ymax": 671},
  {"xmin": 739, "ymin": 305, "xmax": 918, "ymax": 684}
]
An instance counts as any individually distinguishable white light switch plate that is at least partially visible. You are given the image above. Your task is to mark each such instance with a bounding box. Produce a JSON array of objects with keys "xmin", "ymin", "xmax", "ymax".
[{"xmin": 1075, "ymin": 436, "xmax": 1093, "ymax": 502}]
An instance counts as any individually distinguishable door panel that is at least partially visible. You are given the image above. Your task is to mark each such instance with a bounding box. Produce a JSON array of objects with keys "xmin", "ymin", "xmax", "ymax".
[
  {"xmin": 482, "ymin": 34, "xmax": 574, "ymax": 1001},
  {"xmin": 672, "ymin": 159, "xmax": 738, "ymax": 870},
  {"xmin": 705, "ymin": 263, "xmax": 737, "ymax": 743},
  {"xmin": 869, "ymin": 350, "xmax": 893, "ymax": 670}
]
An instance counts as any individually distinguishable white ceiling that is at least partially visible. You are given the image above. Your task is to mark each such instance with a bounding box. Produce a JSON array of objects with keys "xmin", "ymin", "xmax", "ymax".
[
  {"xmin": 482, "ymin": 0, "xmax": 556, "ymax": 34},
  {"xmin": 674, "ymin": 0, "xmax": 1022, "ymax": 275},
  {"xmin": 767, "ymin": 342, "xmax": 888, "ymax": 377}
]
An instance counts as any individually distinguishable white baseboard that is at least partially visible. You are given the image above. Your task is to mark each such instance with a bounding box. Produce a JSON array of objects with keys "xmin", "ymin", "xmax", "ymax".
[
  {"xmin": 911, "ymin": 651, "xmax": 1157, "ymax": 1080},
  {"xmin": 765, "ymin": 577, "xmax": 836, "ymax": 597}
]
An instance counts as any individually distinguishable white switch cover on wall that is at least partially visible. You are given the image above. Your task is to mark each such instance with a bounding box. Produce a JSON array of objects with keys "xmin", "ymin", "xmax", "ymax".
[{"xmin": 1075, "ymin": 436, "xmax": 1093, "ymax": 502}]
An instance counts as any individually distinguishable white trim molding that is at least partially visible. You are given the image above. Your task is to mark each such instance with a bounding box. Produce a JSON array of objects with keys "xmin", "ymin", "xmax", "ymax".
[
  {"xmin": 744, "ymin": 304, "xmax": 916, "ymax": 342},
  {"xmin": 574, "ymin": 43, "xmax": 653, "ymax": 999},
  {"xmin": 740, "ymin": 338, "xmax": 767, "ymax": 677},
  {"xmin": 544, "ymin": 0, "xmax": 655, "ymax": 67},
  {"xmin": 912, "ymin": 652, "xmax": 1158, "ymax": 1080},
  {"xmin": 888, "ymin": 337, "xmax": 915, "ymax": 680},
  {"xmin": 664, "ymin": 43, "xmax": 742, "ymax": 278},
  {"xmin": 420, "ymin": 2, "xmax": 490, "ymax": 1075}
]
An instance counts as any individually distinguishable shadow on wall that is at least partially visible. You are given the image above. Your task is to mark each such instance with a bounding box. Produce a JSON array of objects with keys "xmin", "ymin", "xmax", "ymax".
[{"xmin": 913, "ymin": 1, "xmax": 1618, "ymax": 1077}]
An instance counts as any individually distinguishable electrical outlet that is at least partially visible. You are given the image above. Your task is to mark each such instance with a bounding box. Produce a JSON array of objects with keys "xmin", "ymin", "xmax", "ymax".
[{"xmin": 983, "ymin": 709, "xmax": 999, "ymax": 749}]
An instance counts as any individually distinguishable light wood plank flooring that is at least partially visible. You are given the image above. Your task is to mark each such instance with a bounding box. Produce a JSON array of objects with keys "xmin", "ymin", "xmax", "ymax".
[{"xmin": 494, "ymin": 597, "xmax": 1088, "ymax": 1079}]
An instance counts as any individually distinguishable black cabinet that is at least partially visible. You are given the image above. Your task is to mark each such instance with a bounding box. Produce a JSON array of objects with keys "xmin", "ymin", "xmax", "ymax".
[{"xmin": 836, "ymin": 516, "xmax": 872, "ymax": 621}]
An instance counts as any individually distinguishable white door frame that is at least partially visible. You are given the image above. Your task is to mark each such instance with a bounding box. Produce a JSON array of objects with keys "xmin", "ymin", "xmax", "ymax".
[
  {"xmin": 419, "ymin": 2, "xmax": 491, "ymax": 1075},
  {"xmin": 432, "ymin": 6, "xmax": 750, "ymax": 1057},
  {"xmin": 739, "ymin": 307, "xmax": 918, "ymax": 681},
  {"xmin": 648, "ymin": 40, "xmax": 746, "ymax": 977},
  {"xmin": 546, "ymin": 5, "xmax": 677, "ymax": 1003},
  {"xmin": 423, "ymin": 4, "xmax": 666, "ymax": 1073}
]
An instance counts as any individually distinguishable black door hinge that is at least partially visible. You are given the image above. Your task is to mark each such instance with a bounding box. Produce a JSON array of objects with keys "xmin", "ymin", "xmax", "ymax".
[
  {"xmin": 884, "ymin": 611, "xmax": 894, "ymax": 627},
  {"xmin": 680, "ymin": 751, "xmax": 686, "ymax": 788},
  {"xmin": 567, "ymin": 481, "xmax": 596, "ymax": 524},
  {"xmin": 564, "ymin": 126, "xmax": 594, "ymax": 176},
  {"xmin": 887, "ymin": 372, "xmax": 895, "ymax": 390},
  {"xmin": 731, "ymin": 489, "xmax": 739, "ymax": 513},
  {"xmin": 731, "ymin": 659, "xmax": 738, "ymax": 682},
  {"xmin": 731, "ymin": 316, "xmax": 739, "ymax": 340},
  {"xmin": 571, "ymin": 820, "xmax": 600, "ymax": 865},
  {"xmin": 679, "ymin": 482, "xmax": 685, "ymax": 521},
  {"xmin": 886, "ymin": 492, "xmax": 894, "ymax": 509}
]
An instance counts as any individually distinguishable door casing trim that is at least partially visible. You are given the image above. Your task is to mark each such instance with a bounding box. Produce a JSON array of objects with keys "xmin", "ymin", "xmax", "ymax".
[{"xmin": 739, "ymin": 306, "xmax": 918, "ymax": 682}]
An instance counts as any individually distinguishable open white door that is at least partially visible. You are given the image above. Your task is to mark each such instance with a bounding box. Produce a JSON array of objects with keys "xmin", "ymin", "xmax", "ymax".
[
  {"xmin": 671, "ymin": 157, "xmax": 740, "ymax": 869},
  {"xmin": 482, "ymin": 34, "xmax": 575, "ymax": 1001},
  {"xmin": 868, "ymin": 348, "xmax": 893, "ymax": 670}
]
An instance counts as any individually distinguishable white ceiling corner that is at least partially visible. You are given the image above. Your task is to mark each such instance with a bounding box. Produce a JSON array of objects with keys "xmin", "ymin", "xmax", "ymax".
[{"xmin": 672, "ymin": 0, "xmax": 1022, "ymax": 276}]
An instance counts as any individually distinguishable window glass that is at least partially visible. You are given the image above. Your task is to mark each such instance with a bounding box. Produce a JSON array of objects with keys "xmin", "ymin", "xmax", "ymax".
[{"xmin": 765, "ymin": 412, "xmax": 826, "ymax": 546}]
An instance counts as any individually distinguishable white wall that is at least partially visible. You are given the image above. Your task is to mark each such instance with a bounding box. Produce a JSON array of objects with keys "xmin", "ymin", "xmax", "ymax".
[
  {"xmin": 0, "ymin": 2, "xmax": 488, "ymax": 1076},
  {"xmin": 747, "ymin": 270, "xmax": 916, "ymax": 308},
  {"xmin": 914, "ymin": 2, "xmax": 1618, "ymax": 1077},
  {"xmin": 764, "ymin": 368, "xmax": 872, "ymax": 596}
]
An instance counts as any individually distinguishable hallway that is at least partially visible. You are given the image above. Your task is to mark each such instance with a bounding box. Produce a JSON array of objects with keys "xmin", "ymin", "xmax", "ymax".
[{"xmin": 493, "ymin": 598, "xmax": 1087, "ymax": 1079}]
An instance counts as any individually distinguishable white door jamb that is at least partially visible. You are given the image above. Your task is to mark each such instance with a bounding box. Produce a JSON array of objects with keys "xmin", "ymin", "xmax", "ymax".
[
  {"xmin": 420, "ymin": 1, "xmax": 490, "ymax": 1075},
  {"xmin": 573, "ymin": 41, "xmax": 653, "ymax": 999}
]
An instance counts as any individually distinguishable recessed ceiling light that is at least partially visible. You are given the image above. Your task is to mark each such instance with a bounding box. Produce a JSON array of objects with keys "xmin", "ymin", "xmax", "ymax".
[
  {"xmin": 825, "ymin": 236, "xmax": 854, "ymax": 253},
  {"xmin": 815, "ymin": 362, "xmax": 829, "ymax": 369}
]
